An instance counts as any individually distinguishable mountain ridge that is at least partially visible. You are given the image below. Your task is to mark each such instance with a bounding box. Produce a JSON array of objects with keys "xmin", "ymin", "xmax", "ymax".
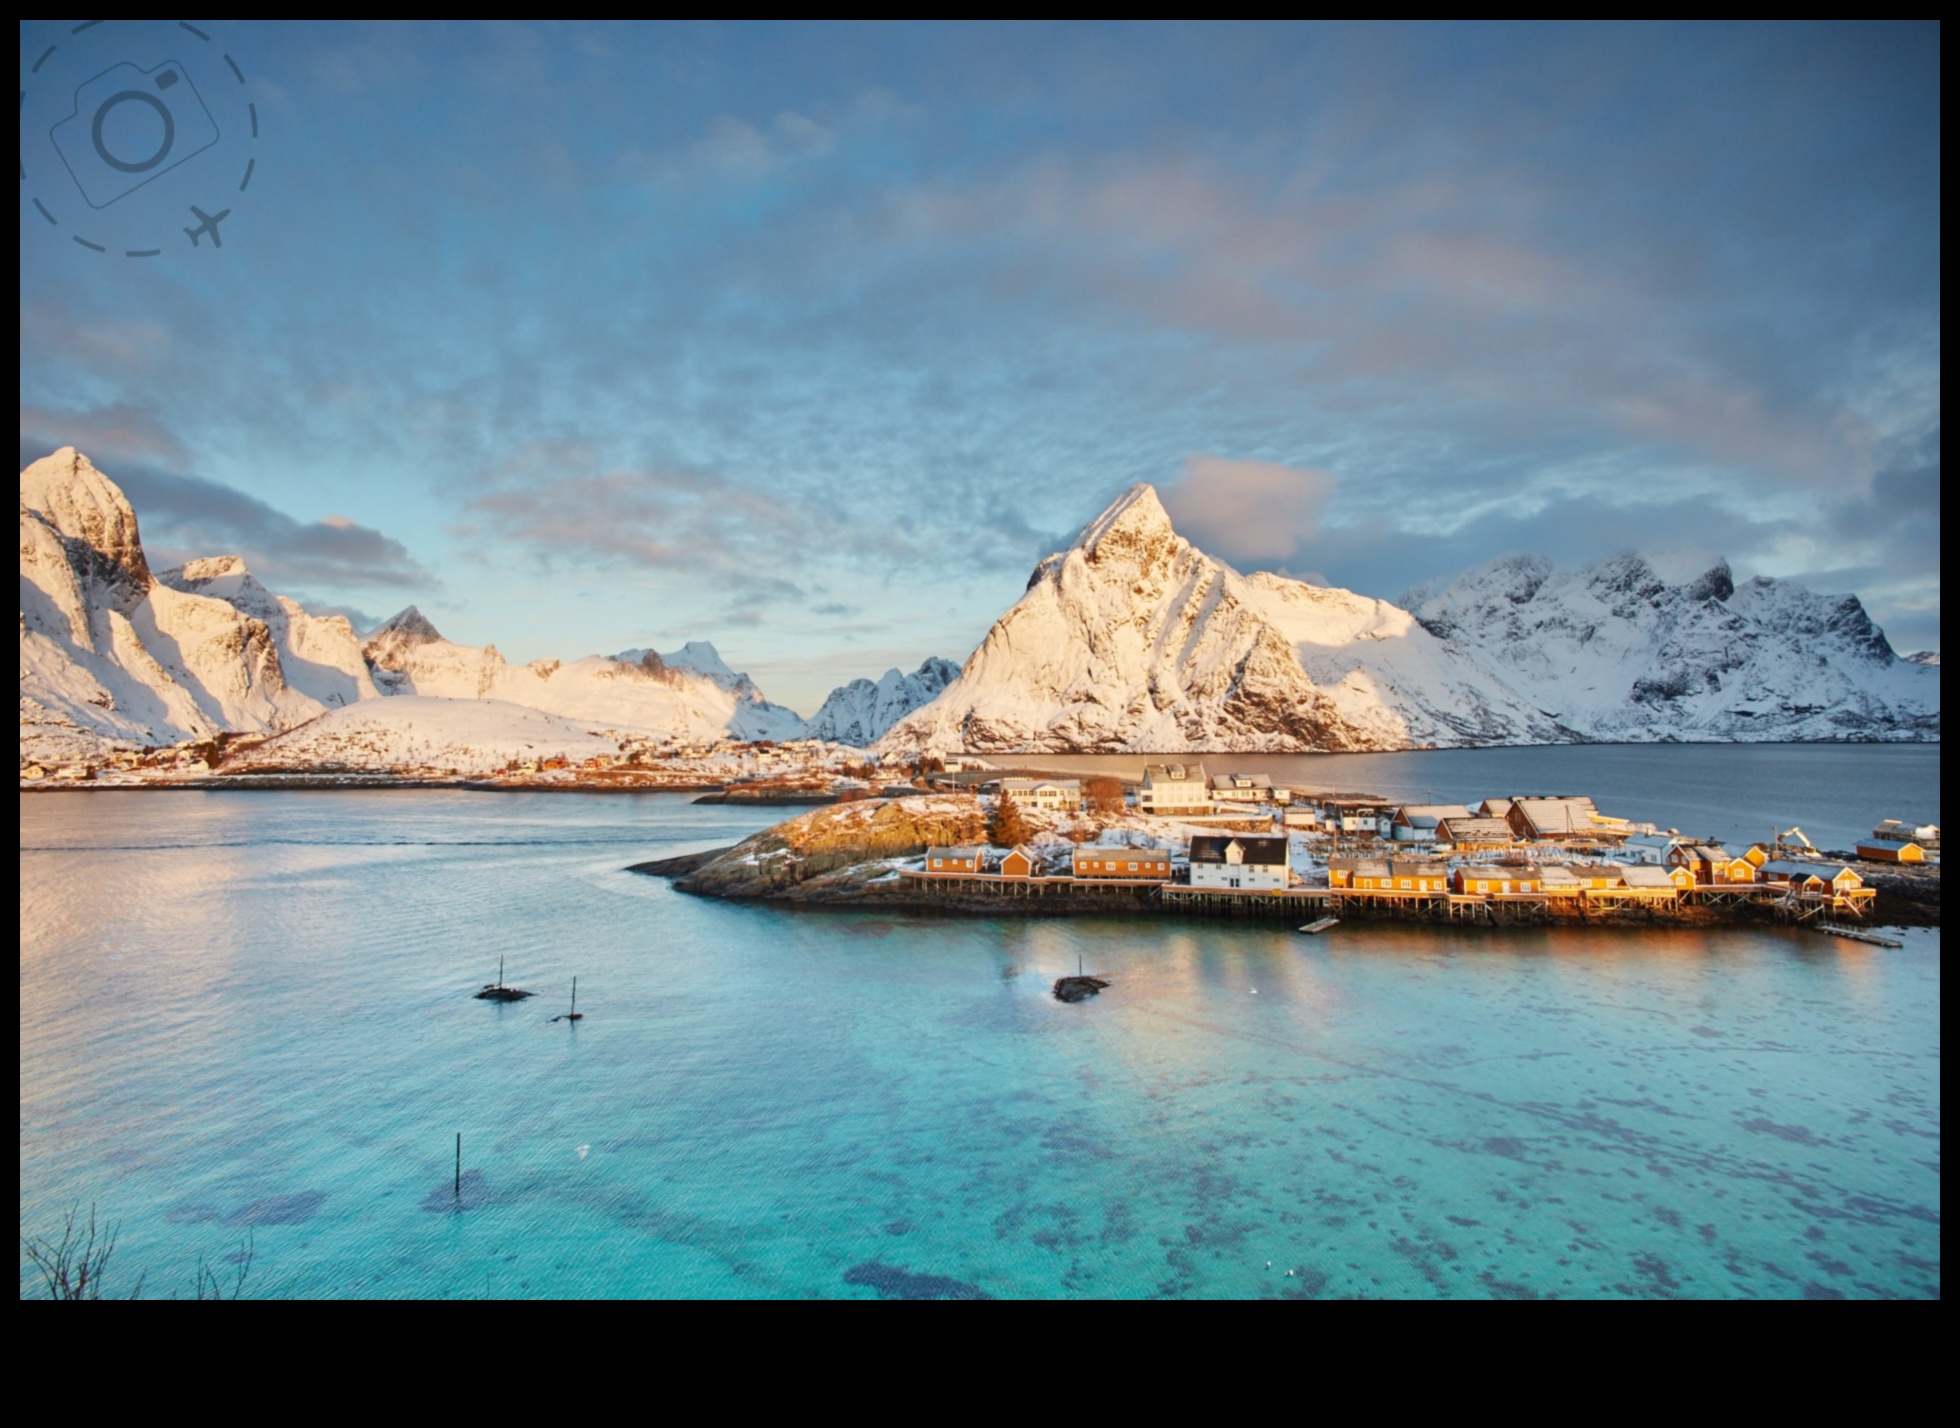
[{"xmin": 18, "ymin": 451, "xmax": 1939, "ymax": 761}]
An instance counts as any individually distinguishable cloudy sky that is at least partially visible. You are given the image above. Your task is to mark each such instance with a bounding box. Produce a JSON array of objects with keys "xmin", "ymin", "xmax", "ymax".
[{"xmin": 19, "ymin": 21, "xmax": 1941, "ymax": 709}]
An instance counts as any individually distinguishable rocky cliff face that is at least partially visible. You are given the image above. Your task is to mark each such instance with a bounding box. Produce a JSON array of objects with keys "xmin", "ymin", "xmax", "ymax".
[
  {"xmin": 162, "ymin": 555, "xmax": 378, "ymax": 709},
  {"xmin": 1404, "ymin": 553, "xmax": 1940, "ymax": 741},
  {"xmin": 878, "ymin": 486, "xmax": 1563, "ymax": 754}
]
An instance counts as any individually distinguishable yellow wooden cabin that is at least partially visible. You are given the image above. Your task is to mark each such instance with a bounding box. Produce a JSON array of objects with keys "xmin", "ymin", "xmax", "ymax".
[
  {"xmin": 1759, "ymin": 861, "xmax": 1865, "ymax": 895},
  {"xmin": 1566, "ymin": 863, "xmax": 1627, "ymax": 890},
  {"xmin": 1386, "ymin": 859, "xmax": 1451, "ymax": 893},
  {"xmin": 1328, "ymin": 856, "xmax": 1390, "ymax": 889},
  {"xmin": 1450, "ymin": 866, "xmax": 1544, "ymax": 896},
  {"xmin": 1671, "ymin": 843, "xmax": 1757, "ymax": 884}
]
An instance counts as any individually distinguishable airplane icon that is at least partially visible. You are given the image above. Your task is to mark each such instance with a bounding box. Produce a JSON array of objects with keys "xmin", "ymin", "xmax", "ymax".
[{"xmin": 183, "ymin": 205, "xmax": 231, "ymax": 248}]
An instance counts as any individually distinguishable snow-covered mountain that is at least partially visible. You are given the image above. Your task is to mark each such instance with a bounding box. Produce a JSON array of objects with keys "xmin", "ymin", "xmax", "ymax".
[
  {"xmin": 21, "ymin": 451, "xmax": 1939, "ymax": 764},
  {"xmin": 1905, "ymin": 651, "xmax": 1940, "ymax": 667},
  {"xmin": 807, "ymin": 657, "xmax": 960, "ymax": 745},
  {"xmin": 878, "ymin": 486, "xmax": 1565, "ymax": 753},
  {"xmin": 161, "ymin": 555, "xmax": 377, "ymax": 709},
  {"xmin": 20, "ymin": 448, "xmax": 329, "ymax": 758},
  {"xmin": 1403, "ymin": 554, "xmax": 1939, "ymax": 741},
  {"xmin": 18, "ymin": 449, "xmax": 808, "ymax": 762},
  {"xmin": 361, "ymin": 611, "xmax": 806, "ymax": 742}
]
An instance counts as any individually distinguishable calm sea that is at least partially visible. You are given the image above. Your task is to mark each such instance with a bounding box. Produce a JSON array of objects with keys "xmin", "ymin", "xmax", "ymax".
[{"xmin": 18, "ymin": 746, "xmax": 1941, "ymax": 1299}]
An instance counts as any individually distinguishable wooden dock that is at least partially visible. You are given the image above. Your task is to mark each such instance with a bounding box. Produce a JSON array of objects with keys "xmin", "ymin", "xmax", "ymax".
[
  {"xmin": 1297, "ymin": 916, "xmax": 1340, "ymax": 935},
  {"xmin": 1815, "ymin": 923, "xmax": 1905, "ymax": 948}
]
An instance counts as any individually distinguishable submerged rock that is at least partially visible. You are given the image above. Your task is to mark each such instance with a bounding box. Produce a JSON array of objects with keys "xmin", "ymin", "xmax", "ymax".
[{"xmin": 843, "ymin": 1261, "xmax": 992, "ymax": 1300}]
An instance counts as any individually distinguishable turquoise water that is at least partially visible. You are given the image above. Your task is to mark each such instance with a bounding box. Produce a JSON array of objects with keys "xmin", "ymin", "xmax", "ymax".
[{"xmin": 19, "ymin": 764, "xmax": 1941, "ymax": 1298}]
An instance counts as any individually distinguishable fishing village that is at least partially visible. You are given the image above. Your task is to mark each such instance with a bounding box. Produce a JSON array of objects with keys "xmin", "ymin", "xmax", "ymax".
[{"xmin": 635, "ymin": 759, "xmax": 1940, "ymax": 939}]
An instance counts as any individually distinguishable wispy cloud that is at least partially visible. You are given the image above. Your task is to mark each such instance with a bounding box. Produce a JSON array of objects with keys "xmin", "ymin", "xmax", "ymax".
[{"xmin": 19, "ymin": 421, "xmax": 432, "ymax": 593}]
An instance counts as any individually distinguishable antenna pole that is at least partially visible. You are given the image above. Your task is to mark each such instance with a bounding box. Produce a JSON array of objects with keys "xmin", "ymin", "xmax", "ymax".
[
  {"xmin": 454, "ymin": 1133, "xmax": 461, "ymax": 1198},
  {"xmin": 570, "ymin": 977, "xmax": 577, "ymax": 1017}
]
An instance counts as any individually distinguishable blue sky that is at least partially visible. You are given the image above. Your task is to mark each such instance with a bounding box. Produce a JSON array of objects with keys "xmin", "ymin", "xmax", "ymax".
[{"xmin": 19, "ymin": 21, "xmax": 1941, "ymax": 710}]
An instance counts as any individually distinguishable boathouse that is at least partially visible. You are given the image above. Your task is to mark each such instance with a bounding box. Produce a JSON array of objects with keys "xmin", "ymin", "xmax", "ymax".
[
  {"xmin": 1450, "ymin": 866, "xmax": 1544, "ymax": 896},
  {"xmin": 1385, "ymin": 859, "xmax": 1451, "ymax": 893},
  {"xmin": 1671, "ymin": 843, "xmax": 1758, "ymax": 884},
  {"xmin": 1617, "ymin": 865, "xmax": 1681, "ymax": 901},
  {"xmin": 1539, "ymin": 866, "xmax": 1583, "ymax": 897},
  {"xmin": 997, "ymin": 845, "xmax": 1041, "ymax": 879},
  {"xmin": 1854, "ymin": 837, "xmax": 1927, "ymax": 864},
  {"xmin": 1390, "ymin": 805, "xmax": 1473, "ymax": 842},
  {"xmin": 1758, "ymin": 860, "xmax": 1865, "ymax": 894},
  {"xmin": 1072, "ymin": 845, "xmax": 1172, "ymax": 881},
  {"xmin": 924, "ymin": 846, "xmax": 988, "ymax": 874},
  {"xmin": 1505, "ymin": 796, "xmax": 1601, "ymax": 840},
  {"xmin": 1565, "ymin": 863, "xmax": 1628, "ymax": 891},
  {"xmin": 1436, "ymin": 815, "xmax": 1515, "ymax": 851},
  {"xmin": 1190, "ymin": 834, "xmax": 1288, "ymax": 891},
  {"xmin": 1327, "ymin": 855, "xmax": 1389, "ymax": 889}
]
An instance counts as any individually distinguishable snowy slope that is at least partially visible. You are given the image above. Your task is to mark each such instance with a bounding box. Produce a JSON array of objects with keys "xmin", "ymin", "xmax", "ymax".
[
  {"xmin": 1405, "ymin": 554, "xmax": 1940, "ymax": 741},
  {"xmin": 364, "ymin": 612, "xmax": 807, "ymax": 741},
  {"xmin": 20, "ymin": 448, "xmax": 325, "ymax": 759},
  {"xmin": 1238, "ymin": 573, "xmax": 1568, "ymax": 747},
  {"xmin": 161, "ymin": 556, "xmax": 377, "ymax": 709},
  {"xmin": 879, "ymin": 486, "xmax": 1559, "ymax": 754},
  {"xmin": 808, "ymin": 657, "xmax": 960, "ymax": 746},
  {"xmin": 227, "ymin": 697, "xmax": 624, "ymax": 775}
]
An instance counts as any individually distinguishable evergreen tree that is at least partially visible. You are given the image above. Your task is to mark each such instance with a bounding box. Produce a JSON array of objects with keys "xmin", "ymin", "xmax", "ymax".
[{"xmin": 989, "ymin": 791, "xmax": 1031, "ymax": 847}]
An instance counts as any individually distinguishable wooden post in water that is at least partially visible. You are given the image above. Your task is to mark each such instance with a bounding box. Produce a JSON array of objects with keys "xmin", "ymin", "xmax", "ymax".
[
  {"xmin": 570, "ymin": 977, "xmax": 577, "ymax": 1018},
  {"xmin": 454, "ymin": 1132, "xmax": 461, "ymax": 1198}
]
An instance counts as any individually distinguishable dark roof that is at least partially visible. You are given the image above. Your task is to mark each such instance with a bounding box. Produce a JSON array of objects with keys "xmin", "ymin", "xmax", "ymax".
[{"xmin": 1189, "ymin": 834, "xmax": 1289, "ymax": 865}]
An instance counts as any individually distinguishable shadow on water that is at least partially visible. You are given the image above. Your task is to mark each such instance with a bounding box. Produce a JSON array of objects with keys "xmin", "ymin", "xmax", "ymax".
[{"xmin": 843, "ymin": 1261, "xmax": 993, "ymax": 1300}]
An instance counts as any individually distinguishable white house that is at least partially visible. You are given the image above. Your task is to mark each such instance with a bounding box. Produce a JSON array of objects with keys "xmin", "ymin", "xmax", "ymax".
[
  {"xmin": 1188, "ymin": 834, "xmax": 1289, "ymax": 891},
  {"xmin": 992, "ymin": 777, "xmax": 1082, "ymax": 811},
  {"xmin": 1139, "ymin": 763, "xmax": 1211, "ymax": 815},
  {"xmin": 1209, "ymin": 772, "xmax": 1275, "ymax": 804}
]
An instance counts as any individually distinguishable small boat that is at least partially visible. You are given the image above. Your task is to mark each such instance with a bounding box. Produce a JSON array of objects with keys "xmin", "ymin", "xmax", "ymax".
[
  {"xmin": 474, "ymin": 955, "xmax": 535, "ymax": 1001},
  {"xmin": 1297, "ymin": 916, "xmax": 1340, "ymax": 935}
]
